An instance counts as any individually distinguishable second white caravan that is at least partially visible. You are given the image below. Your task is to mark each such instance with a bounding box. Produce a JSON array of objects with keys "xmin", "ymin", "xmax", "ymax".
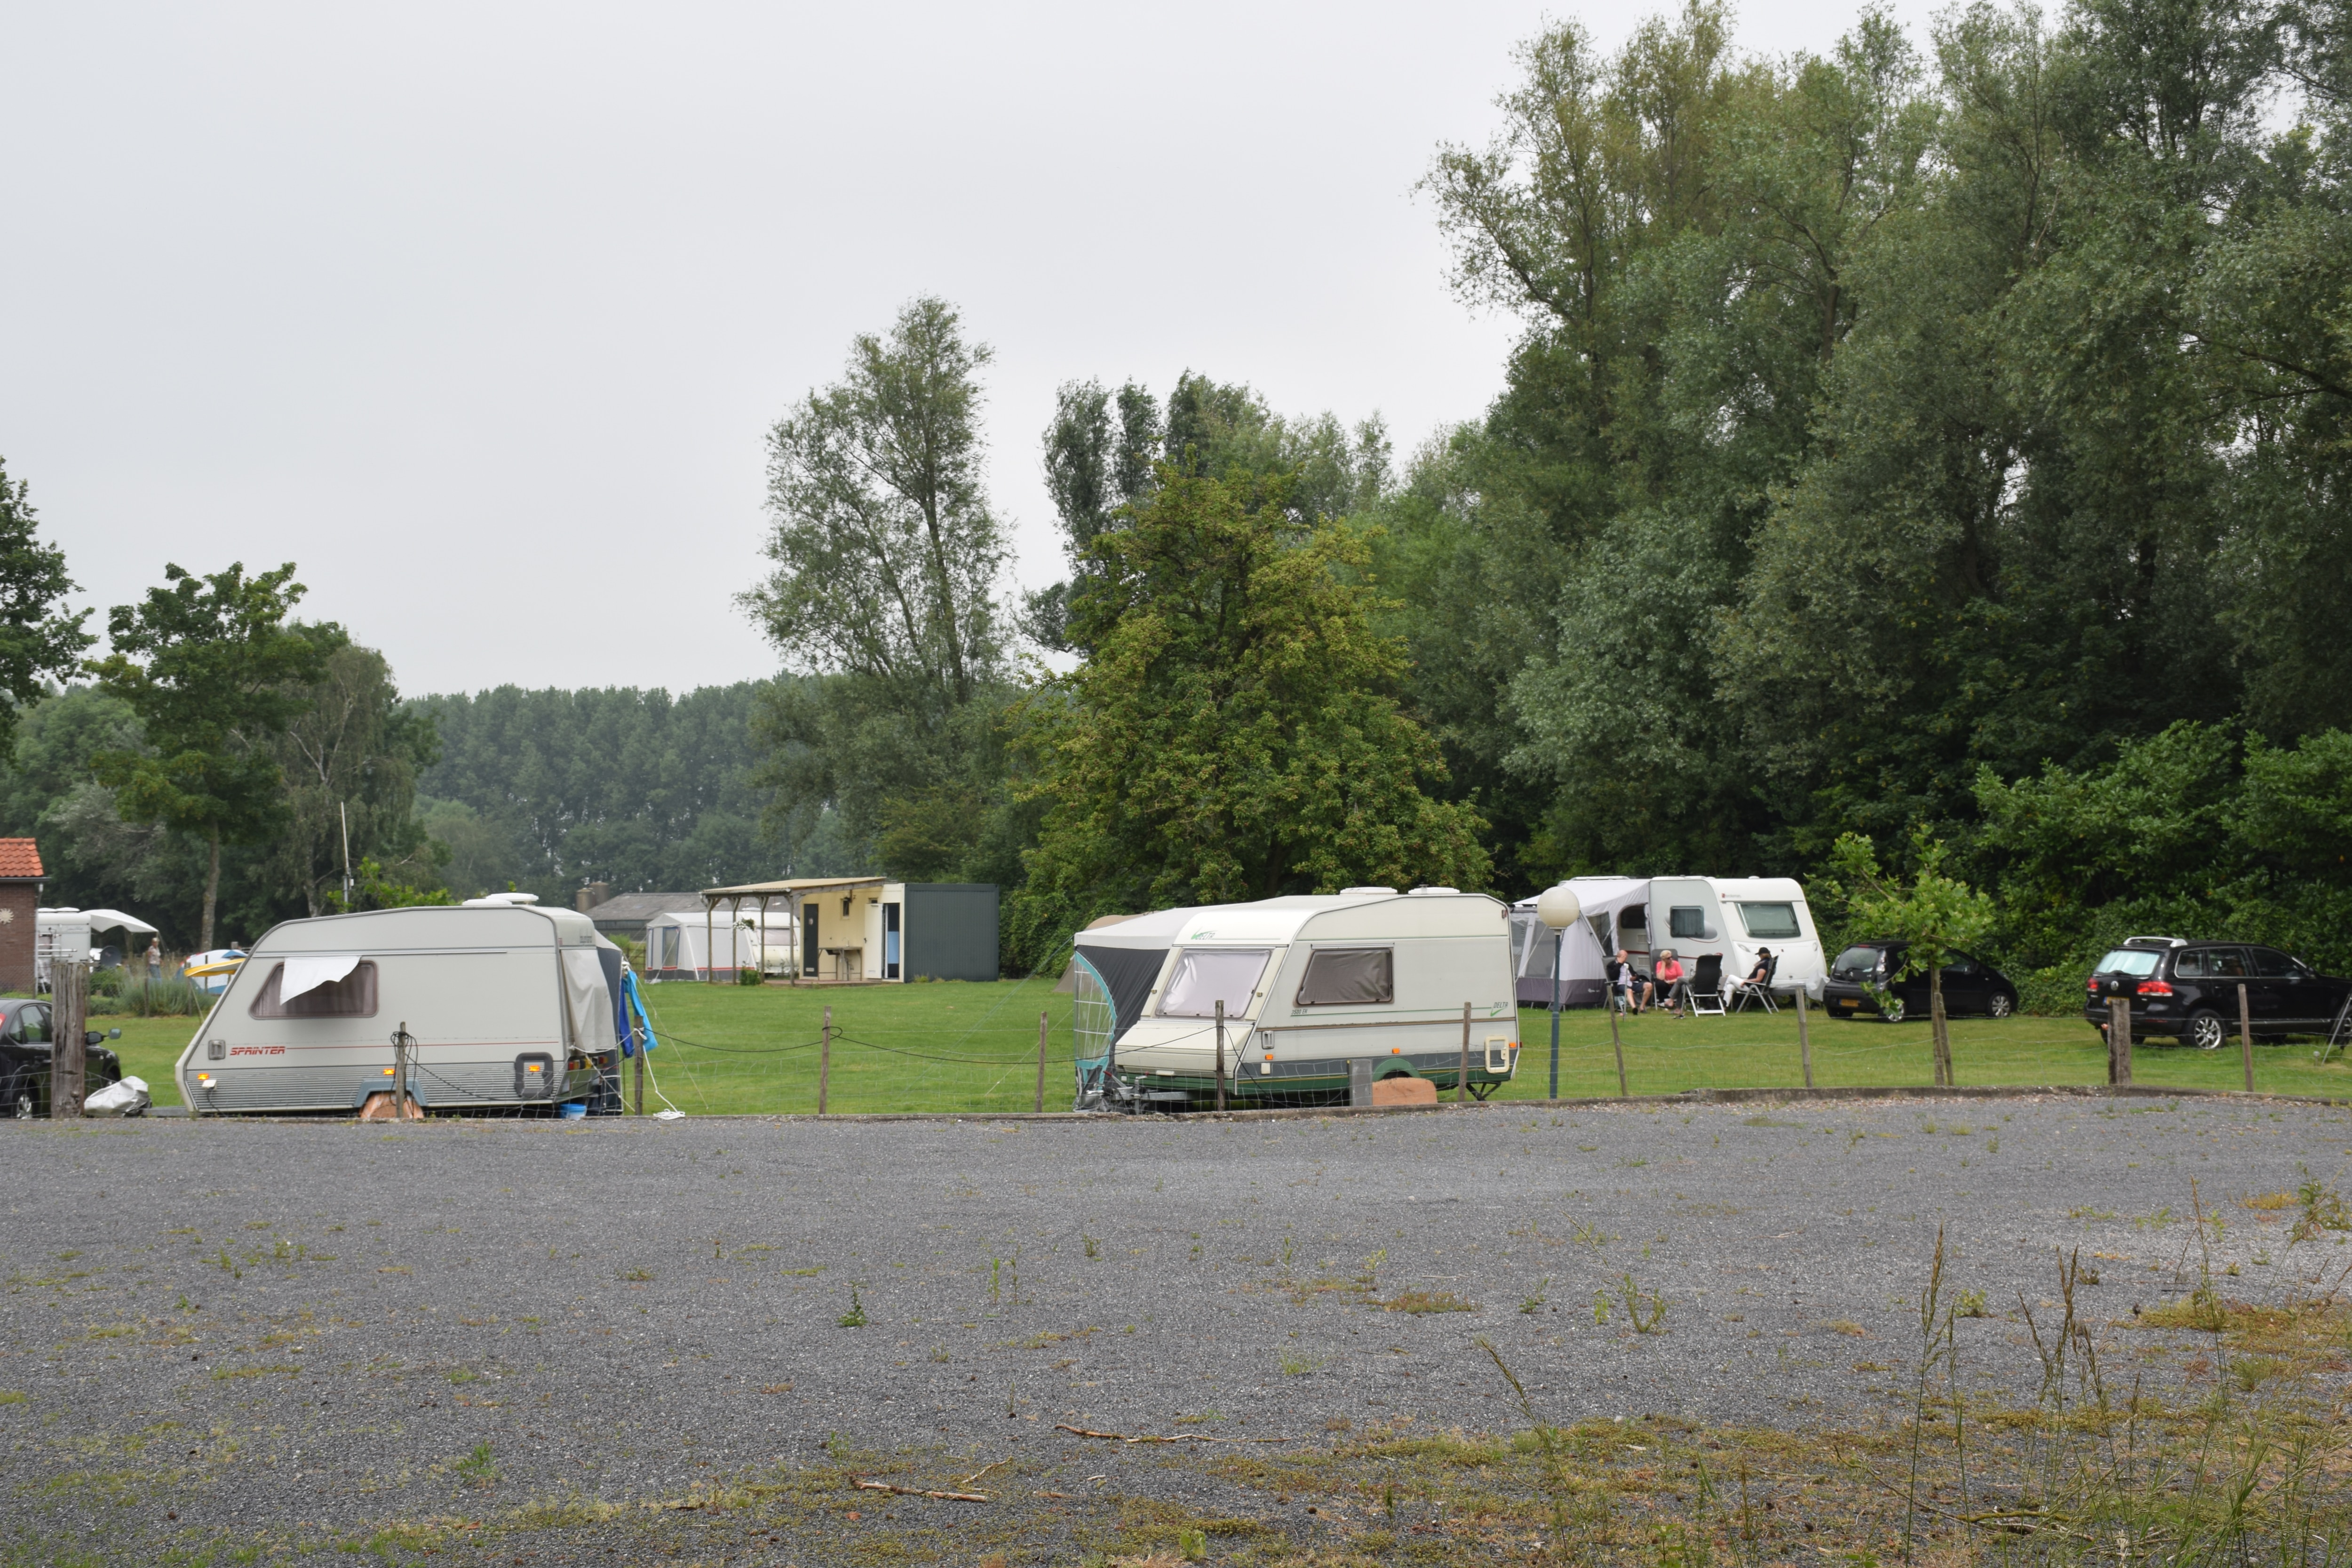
[{"xmin": 1507, "ymin": 876, "xmax": 1827, "ymax": 1007}]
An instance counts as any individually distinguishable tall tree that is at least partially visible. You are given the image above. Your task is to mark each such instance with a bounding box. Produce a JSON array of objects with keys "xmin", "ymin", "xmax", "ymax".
[
  {"xmin": 742, "ymin": 298, "xmax": 1014, "ymax": 876},
  {"xmin": 1012, "ymin": 469, "xmax": 1488, "ymax": 955},
  {"xmin": 0, "ymin": 458, "xmax": 97, "ymax": 757},
  {"xmin": 88, "ymin": 563, "xmax": 325, "ymax": 949},
  {"xmin": 268, "ymin": 626, "xmax": 441, "ymax": 916}
]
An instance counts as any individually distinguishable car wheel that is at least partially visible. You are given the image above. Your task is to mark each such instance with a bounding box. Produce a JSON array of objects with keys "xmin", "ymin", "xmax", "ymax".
[
  {"xmin": 1880, "ymin": 996, "xmax": 1906, "ymax": 1024},
  {"xmin": 1987, "ymin": 993, "xmax": 2014, "ymax": 1019},
  {"xmin": 13, "ymin": 1091, "xmax": 30, "ymax": 1120},
  {"xmin": 2186, "ymin": 1010, "xmax": 2226, "ymax": 1051}
]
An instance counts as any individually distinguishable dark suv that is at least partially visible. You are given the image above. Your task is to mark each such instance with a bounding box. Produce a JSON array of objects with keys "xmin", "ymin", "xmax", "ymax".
[
  {"xmin": 2082, "ymin": 937, "xmax": 2352, "ymax": 1050},
  {"xmin": 1823, "ymin": 942, "xmax": 2020, "ymax": 1022},
  {"xmin": 0, "ymin": 999, "xmax": 123, "ymax": 1118}
]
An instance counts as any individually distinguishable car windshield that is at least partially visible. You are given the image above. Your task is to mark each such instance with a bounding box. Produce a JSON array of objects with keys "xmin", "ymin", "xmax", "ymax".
[
  {"xmin": 1831, "ymin": 946, "xmax": 1885, "ymax": 980},
  {"xmin": 2094, "ymin": 949, "xmax": 2163, "ymax": 977}
]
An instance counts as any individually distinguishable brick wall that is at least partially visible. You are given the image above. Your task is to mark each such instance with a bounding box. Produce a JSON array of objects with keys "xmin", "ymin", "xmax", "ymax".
[{"xmin": 0, "ymin": 884, "xmax": 36, "ymax": 994}]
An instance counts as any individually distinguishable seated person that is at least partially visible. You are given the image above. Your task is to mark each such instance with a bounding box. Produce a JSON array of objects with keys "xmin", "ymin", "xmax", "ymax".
[
  {"xmin": 1609, "ymin": 949, "xmax": 1651, "ymax": 1013},
  {"xmin": 1653, "ymin": 949, "xmax": 1687, "ymax": 1015},
  {"xmin": 1733, "ymin": 947, "xmax": 1775, "ymax": 1000}
]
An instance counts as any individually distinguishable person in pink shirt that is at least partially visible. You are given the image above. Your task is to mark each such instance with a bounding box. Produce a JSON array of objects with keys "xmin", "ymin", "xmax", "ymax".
[{"xmin": 1653, "ymin": 949, "xmax": 1688, "ymax": 1017}]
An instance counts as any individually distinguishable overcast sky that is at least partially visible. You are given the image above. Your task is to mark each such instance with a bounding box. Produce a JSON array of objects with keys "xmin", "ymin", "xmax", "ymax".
[{"xmin": 3, "ymin": 0, "xmax": 1939, "ymax": 700}]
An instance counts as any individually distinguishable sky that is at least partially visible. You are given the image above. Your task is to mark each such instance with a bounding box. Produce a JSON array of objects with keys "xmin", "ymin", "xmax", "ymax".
[{"xmin": 2, "ymin": 0, "xmax": 1942, "ymax": 700}]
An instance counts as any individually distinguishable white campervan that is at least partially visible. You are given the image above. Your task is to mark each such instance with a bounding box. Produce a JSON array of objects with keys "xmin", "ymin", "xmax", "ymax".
[
  {"xmin": 1506, "ymin": 876, "xmax": 1827, "ymax": 1007},
  {"xmin": 174, "ymin": 904, "xmax": 621, "ymax": 1115},
  {"xmin": 1069, "ymin": 888, "xmax": 1517, "ymax": 1110}
]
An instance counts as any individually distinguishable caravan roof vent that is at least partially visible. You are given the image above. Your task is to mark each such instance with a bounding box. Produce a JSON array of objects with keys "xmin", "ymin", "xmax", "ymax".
[
  {"xmin": 461, "ymin": 892, "xmax": 542, "ymax": 908},
  {"xmin": 1405, "ymin": 886, "xmax": 1461, "ymax": 896},
  {"xmin": 1341, "ymin": 886, "xmax": 1396, "ymax": 896}
]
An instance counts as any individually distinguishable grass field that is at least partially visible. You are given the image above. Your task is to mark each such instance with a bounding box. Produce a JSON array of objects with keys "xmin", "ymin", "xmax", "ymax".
[{"xmin": 96, "ymin": 975, "xmax": 2352, "ymax": 1113}]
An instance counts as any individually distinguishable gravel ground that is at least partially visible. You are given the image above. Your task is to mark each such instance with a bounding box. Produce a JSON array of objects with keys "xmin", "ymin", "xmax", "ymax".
[{"xmin": 5, "ymin": 1090, "xmax": 2350, "ymax": 1561}]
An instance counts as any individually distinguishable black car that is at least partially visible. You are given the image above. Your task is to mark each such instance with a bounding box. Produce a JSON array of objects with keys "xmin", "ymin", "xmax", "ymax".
[
  {"xmin": 2082, "ymin": 936, "xmax": 2352, "ymax": 1050},
  {"xmin": 0, "ymin": 998, "xmax": 124, "ymax": 1119},
  {"xmin": 1822, "ymin": 941, "xmax": 2020, "ymax": 1022}
]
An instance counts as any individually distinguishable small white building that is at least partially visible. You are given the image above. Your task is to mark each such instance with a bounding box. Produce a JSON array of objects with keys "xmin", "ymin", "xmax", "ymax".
[{"xmin": 685, "ymin": 879, "xmax": 999, "ymax": 983}]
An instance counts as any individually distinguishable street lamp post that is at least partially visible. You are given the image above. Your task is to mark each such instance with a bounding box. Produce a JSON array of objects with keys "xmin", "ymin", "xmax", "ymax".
[{"xmin": 1534, "ymin": 885, "xmax": 1583, "ymax": 1101}]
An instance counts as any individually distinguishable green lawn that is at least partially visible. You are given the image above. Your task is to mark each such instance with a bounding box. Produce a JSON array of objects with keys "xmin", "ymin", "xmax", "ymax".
[{"xmin": 93, "ymin": 979, "xmax": 2352, "ymax": 1115}]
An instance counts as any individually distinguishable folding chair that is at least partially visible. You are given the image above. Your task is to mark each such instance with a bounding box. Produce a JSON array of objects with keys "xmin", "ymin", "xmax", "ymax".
[
  {"xmin": 1731, "ymin": 954, "xmax": 1781, "ymax": 1013},
  {"xmin": 1688, "ymin": 954, "xmax": 1725, "ymax": 1016}
]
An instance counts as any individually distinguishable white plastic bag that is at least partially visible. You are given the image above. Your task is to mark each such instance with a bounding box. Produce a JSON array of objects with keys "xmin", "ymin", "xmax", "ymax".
[{"xmin": 84, "ymin": 1075, "xmax": 150, "ymax": 1118}]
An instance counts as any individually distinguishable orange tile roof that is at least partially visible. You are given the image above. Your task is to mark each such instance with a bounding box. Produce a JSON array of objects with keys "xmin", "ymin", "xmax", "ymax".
[{"xmin": 0, "ymin": 839, "xmax": 44, "ymax": 879}]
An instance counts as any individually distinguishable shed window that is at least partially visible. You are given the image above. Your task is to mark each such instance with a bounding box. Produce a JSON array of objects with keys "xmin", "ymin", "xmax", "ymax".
[
  {"xmin": 1735, "ymin": 901, "xmax": 1802, "ymax": 939},
  {"xmin": 1295, "ymin": 947, "xmax": 1393, "ymax": 1006},
  {"xmin": 247, "ymin": 961, "xmax": 379, "ymax": 1019},
  {"xmin": 1158, "ymin": 948, "xmax": 1271, "ymax": 1018}
]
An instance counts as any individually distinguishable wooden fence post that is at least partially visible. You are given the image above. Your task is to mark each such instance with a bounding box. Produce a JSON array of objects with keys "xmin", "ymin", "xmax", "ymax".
[
  {"xmin": 1214, "ymin": 1000, "xmax": 1227, "ymax": 1114},
  {"xmin": 51, "ymin": 960, "xmax": 87, "ymax": 1120},
  {"xmin": 818, "ymin": 1004, "xmax": 831, "ymax": 1115},
  {"xmin": 1796, "ymin": 986, "xmax": 1814, "ymax": 1090},
  {"xmin": 1609, "ymin": 994, "xmax": 1628, "ymax": 1098},
  {"xmin": 2107, "ymin": 996, "xmax": 2132, "ymax": 1086},
  {"xmin": 2238, "ymin": 982, "xmax": 2255, "ymax": 1093},
  {"xmin": 1457, "ymin": 1003, "xmax": 1471, "ymax": 1104},
  {"xmin": 1035, "ymin": 1010, "xmax": 1048, "ymax": 1114}
]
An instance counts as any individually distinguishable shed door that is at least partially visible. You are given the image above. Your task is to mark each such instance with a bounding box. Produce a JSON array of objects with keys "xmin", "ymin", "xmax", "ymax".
[
  {"xmin": 803, "ymin": 903, "xmax": 820, "ymax": 977},
  {"xmin": 884, "ymin": 902, "xmax": 901, "ymax": 979}
]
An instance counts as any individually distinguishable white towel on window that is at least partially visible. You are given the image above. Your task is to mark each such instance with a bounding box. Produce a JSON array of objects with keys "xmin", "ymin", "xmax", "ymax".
[{"xmin": 280, "ymin": 953, "xmax": 362, "ymax": 1002}]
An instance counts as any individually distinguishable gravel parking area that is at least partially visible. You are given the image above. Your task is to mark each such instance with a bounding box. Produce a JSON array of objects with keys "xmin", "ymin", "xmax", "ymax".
[{"xmin": 6, "ymin": 1090, "xmax": 2350, "ymax": 1561}]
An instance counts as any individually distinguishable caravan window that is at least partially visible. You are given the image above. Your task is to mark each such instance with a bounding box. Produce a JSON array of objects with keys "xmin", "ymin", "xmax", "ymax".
[
  {"xmin": 247, "ymin": 961, "xmax": 379, "ymax": 1019},
  {"xmin": 1295, "ymin": 947, "xmax": 1393, "ymax": 1006},
  {"xmin": 1158, "ymin": 949, "xmax": 1271, "ymax": 1018},
  {"xmin": 1669, "ymin": 907, "xmax": 1707, "ymax": 939},
  {"xmin": 1735, "ymin": 902, "xmax": 1802, "ymax": 939}
]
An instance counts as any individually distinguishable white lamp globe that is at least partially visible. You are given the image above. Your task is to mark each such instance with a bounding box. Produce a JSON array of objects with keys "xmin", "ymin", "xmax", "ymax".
[{"xmin": 1534, "ymin": 884, "xmax": 1583, "ymax": 930}]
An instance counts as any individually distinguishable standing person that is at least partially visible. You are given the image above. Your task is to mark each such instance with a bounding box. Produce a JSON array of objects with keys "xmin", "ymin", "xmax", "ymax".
[
  {"xmin": 144, "ymin": 938, "xmax": 163, "ymax": 984},
  {"xmin": 1653, "ymin": 949, "xmax": 1687, "ymax": 1017}
]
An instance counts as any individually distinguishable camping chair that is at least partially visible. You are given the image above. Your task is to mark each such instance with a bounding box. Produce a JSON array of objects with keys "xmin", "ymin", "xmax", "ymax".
[
  {"xmin": 1688, "ymin": 954, "xmax": 1725, "ymax": 1016},
  {"xmin": 1731, "ymin": 954, "xmax": 1781, "ymax": 1013}
]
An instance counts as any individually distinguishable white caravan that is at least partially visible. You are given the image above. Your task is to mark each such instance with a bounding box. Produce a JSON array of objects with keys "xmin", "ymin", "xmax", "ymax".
[
  {"xmin": 173, "ymin": 904, "xmax": 621, "ymax": 1115},
  {"xmin": 1506, "ymin": 876, "xmax": 1827, "ymax": 1007},
  {"xmin": 1069, "ymin": 888, "xmax": 1517, "ymax": 1110}
]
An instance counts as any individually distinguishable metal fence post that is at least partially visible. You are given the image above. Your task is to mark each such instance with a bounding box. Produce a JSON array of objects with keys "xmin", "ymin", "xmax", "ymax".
[
  {"xmin": 1548, "ymin": 929, "xmax": 1562, "ymax": 1100},
  {"xmin": 818, "ymin": 1005, "xmax": 832, "ymax": 1115},
  {"xmin": 1035, "ymin": 1010, "xmax": 1048, "ymax": 1114}
]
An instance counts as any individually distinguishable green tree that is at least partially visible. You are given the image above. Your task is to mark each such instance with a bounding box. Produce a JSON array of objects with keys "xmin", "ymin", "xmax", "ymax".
[
  {"xmin": 87, "ymin": 563, "xmax": 326, "ymax": 950},
  {"xmin": 1011, "ymin": 469, "xmax": 1489, "ymax": 959},
  {"xmin": 741, "ymin": 297, "xmax": 1014, "ymax": 876},
  {"xmin": 0, "ymin": 458, "xmax": 97, "ymax": 757},
  {"xmin": 1814, "ymin": 829, "xmax": 1995, "ymax": 1084},
  {"xmin": 268, "ymin": 627, "xmax": 443, "ymax": 916}
]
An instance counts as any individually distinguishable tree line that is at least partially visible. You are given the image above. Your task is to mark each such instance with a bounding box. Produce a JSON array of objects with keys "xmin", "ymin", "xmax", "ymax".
[{"xmin": 6, "ymin": 0, "xmax": 2348, "ymax": 997}]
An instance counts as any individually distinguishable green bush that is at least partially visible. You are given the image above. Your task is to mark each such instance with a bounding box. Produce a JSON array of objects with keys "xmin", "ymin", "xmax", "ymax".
[{"xmin": 96, "ymin": 976, "xmax": 208, "ymax": 1017}]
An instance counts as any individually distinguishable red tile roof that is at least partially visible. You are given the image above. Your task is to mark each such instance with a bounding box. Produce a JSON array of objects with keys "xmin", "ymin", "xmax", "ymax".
[{"xmin": 0, "ymin": 839, "xmax": 43, "ymax": 879}]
